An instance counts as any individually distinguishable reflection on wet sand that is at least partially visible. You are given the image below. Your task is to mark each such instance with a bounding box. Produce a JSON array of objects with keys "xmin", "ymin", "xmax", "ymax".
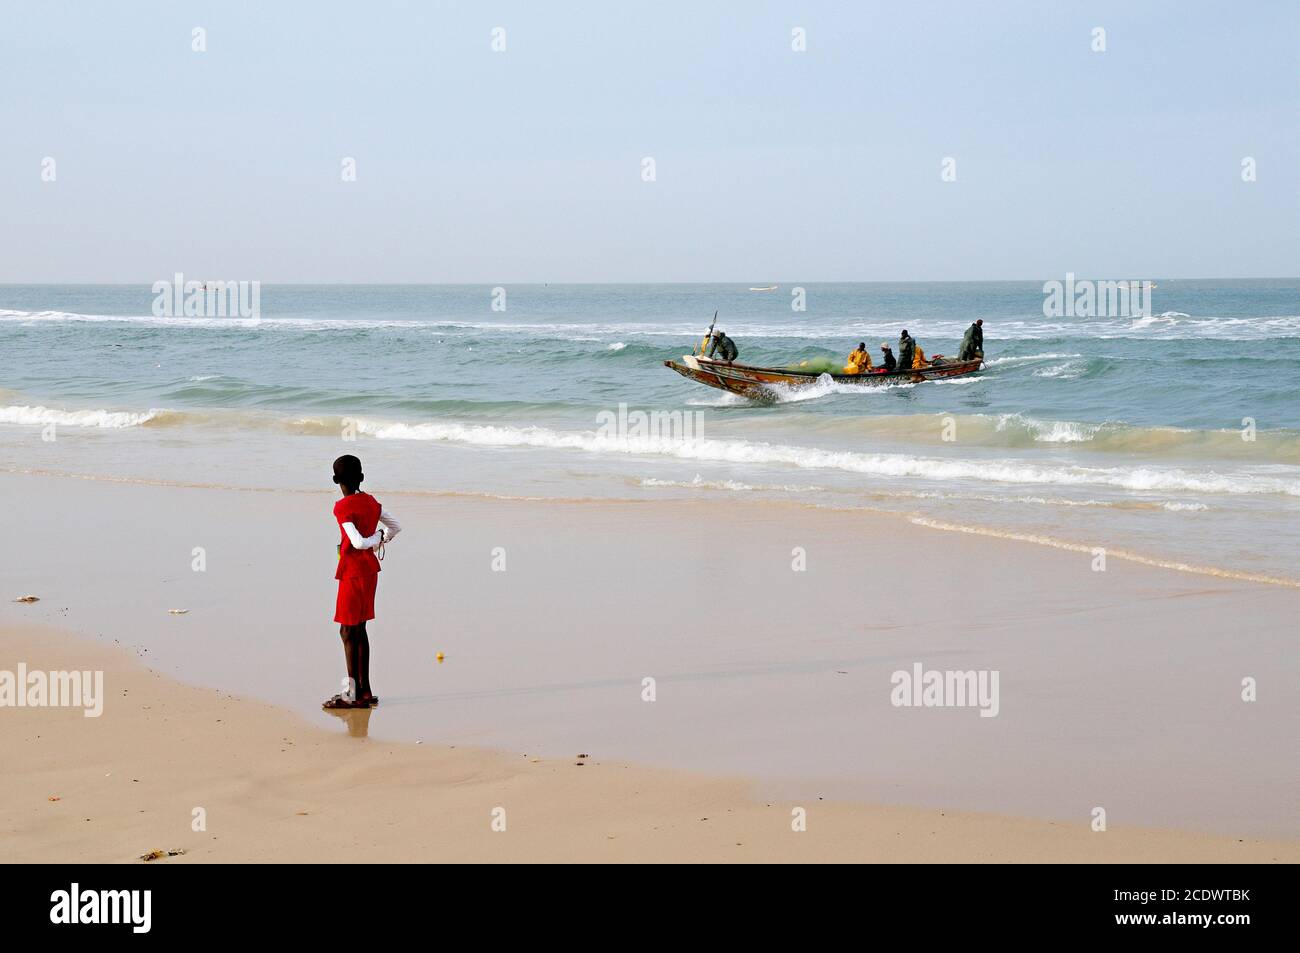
[{"xmin": 324, "ymin": 706, "xmax": 373, "ymax": 738}]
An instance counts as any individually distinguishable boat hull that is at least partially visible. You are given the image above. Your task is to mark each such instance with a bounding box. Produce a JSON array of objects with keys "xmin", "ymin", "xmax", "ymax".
[{"xmin": 663, "ymin": 354, "xmax": 983, "ymax": 398}]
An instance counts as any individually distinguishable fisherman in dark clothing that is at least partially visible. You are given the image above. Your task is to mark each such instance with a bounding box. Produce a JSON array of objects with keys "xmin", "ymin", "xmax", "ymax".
[
  {"xmin": 879, "ymin": 342, "xmax": 897, "ymax": 372},
  {"xmin": 705, "ymin": 330, "xmax": 739, "ymax": 363},
  {"xmin": 897, "ymin": 330, "xmax": 916, "ymax": 373},
  {"xmin": 958, "ymin": 319, "xmax": 984, "ymax": 361}
]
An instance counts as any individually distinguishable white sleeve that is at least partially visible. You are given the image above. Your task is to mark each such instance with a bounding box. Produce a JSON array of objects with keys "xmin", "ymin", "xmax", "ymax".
[
  {"xmin": 377, "ymin": 508, "xmax": 402, "ymax": 542},
  {"xmin": 342, "ymin": 521, "xmax": 383, "ymax": 550}
]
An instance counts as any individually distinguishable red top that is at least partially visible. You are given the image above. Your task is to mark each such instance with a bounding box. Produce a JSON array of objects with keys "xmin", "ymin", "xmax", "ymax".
[{"xmin": 334, "ymin": 492, "xmax": 382, "ymax": 580}]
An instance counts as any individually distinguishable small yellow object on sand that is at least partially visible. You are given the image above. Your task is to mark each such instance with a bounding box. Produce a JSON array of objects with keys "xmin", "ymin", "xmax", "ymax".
[
  {"xmin": 140, "ymin": 848, "xmax": 185, "ymax": 862},
  {"xmin": 435, "ymin": 653, "xmax": 445, "ymax": 662}
]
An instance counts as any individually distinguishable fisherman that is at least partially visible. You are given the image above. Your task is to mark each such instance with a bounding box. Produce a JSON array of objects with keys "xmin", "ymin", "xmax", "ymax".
[
  {"xmin": 843, "ymin": 342, "xmax": 871, "ymax": 374},
  {"xmin": 704, "ymin": 330, "xmax": 739, "ymax": 363},
  {"xmin": 879, "ymin": 343, "xmax": 897, "ymax": 372},
  {"xmin": 958, "ymin": 319, "xmax": 984, "ymax": 360},
  {"xmin": 897, "ymin": 330, "xmax": 916, "ymax": 372}
]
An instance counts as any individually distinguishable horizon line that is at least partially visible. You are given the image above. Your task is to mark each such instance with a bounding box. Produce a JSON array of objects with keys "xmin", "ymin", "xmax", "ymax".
[{"xmin": 2, "ymin": 276, "xmax": 1298, "ymax": 287}]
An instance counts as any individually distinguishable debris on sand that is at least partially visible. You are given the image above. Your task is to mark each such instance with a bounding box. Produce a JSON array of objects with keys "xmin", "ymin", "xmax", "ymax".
[
  {"xmin": 140, "ymin": 848, "xmax": 186, "ymax": 862},
  {"xmin": 47, "ymin": 795, "xmax": 61, "ymax": 802},
  {"xmin": 168, "ymin": 609, "xmax": 189, "ymax": 615},
  {"xmin": 14, "ymin": 595, "xmax": 39, "ymax": 603}
]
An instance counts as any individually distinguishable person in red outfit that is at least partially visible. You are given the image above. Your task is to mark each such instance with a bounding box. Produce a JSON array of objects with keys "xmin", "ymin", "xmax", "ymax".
[{"xmin": 324, "ymin": 454, "xmax": 401, "ymax": 709}]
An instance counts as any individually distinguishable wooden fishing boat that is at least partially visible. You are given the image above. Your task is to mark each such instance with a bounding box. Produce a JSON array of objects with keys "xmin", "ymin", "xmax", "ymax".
[{"xmin": 664, "ymin": 353, "xmax": 983, "ymax": 399}]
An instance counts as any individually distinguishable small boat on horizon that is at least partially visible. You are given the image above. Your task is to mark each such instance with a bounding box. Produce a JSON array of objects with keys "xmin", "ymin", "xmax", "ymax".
[{"xmin": 748, "ymin": 285, "xmax": 779, "ymax": 292}]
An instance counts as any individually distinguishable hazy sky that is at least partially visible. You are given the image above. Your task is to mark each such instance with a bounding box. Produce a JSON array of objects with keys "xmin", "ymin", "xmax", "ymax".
[{"xmin": 3, "ymin": 1, "xmax": 1296, "ymax": 282}]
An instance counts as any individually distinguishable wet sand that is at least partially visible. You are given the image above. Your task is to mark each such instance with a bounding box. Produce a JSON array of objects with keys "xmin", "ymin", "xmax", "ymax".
[
  {"xmin": 1, "ymin": 470, "xmax": 1298, "ymax": 857},
  {"xmin": 3, "ymin": 623, "xmax": 1297, "ymax": 864}
]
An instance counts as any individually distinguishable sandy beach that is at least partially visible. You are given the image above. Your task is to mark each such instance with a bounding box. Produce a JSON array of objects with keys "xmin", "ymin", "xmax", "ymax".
[
  {"xmin": 4, "ymin": 623, "xmax": 1298, "ymax": 864},
  {"xmin": 5, "ymin": 0, "xmax": 1299, "ymax": 894},
  {"xmin": 2, "ymin": 470, "xmax": 1297, "ymax": 863}
]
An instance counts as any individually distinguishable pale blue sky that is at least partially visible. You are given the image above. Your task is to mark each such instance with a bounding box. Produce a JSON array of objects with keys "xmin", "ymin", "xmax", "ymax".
[{"xmin": 3, "ymin": 1, "xmax": 1296, "ymax": 282}]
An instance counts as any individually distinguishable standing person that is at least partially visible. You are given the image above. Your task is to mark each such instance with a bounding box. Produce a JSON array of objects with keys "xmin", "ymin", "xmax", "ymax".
[
  {"xmin": 897, "ymin": 330, "xmax": 916, "ymax": 373},
  {"xmin": 959, "ymin": 319, "xmax": 984, "ymax": 360},
  {"xmin": 879, "ymin": 343, "xmax": 897, "ymax": 372},
  {"xmin": 324, "ymin": 454, "xmax": 401, "ymax": 709}
]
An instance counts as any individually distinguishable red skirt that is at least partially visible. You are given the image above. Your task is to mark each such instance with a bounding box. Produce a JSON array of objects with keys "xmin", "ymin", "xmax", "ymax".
[{"xmin": 335, "ymin": 573, "xmax": 378, "ymax": 625}]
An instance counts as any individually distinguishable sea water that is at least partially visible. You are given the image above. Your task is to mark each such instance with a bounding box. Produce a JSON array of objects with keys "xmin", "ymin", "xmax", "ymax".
[{"xmin": 2, "ymin": 280, "xmax": 1298, "ymax": 584}]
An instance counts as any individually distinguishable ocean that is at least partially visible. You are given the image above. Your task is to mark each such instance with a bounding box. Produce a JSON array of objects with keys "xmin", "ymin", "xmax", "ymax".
[{"xmin": 3, "ymin": 280, "xmax": 1299, "ymax": 584}]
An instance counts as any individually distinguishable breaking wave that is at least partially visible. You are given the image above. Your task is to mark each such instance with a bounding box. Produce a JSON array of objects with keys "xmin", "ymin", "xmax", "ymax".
[
  {"xmin": 0, "ymin": 404, "xmax": 161, "ymax": 429},
  {"xmin": 6, "ymin": 308, "xmax": 1300, "ymax": 340},
  {"xmin": 351, "ymin": 418, "xmax": 1300, "ymax": 497},
  {"xmin": 6, "ymin": 396, "xmax": 1297, "ymax": 465},
  {"xmin": 638, "ymin": 475, "xmax": 823, "ymax": 493},
  {"xmin": 5, "ymin": 396, "xmax": 1299, "ymax": 487}
]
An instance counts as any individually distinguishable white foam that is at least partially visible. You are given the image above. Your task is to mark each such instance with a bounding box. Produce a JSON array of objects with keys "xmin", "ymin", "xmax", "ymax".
[
  {"xmin": 687, "ymin": 373, "xmax": 914, "ymax": 406},
  {"xmin": 639, "ymin": 475, "xmax": 821, "ymax": 493},
  {"xmin": 353, "ymin": 418, "xmax": 1300, "ymax": 497},
  {"xmin": 983, "ymin": 353, "xmax": 1083, "ymax": 366},
  {"xmin": 685, "ymin": 392, "xmax": 751, "ymax": 407},
  {"xmin": 994, "ymin": 413, "xmax": 1100, "ymax": 443},
  {"xmin": 5, "ymin": 309, "xmax": 1300, "ymax": 340},
  {"xmin": 0, "ymin": 404, "xmax": 158, "ymax": 429},
  {"xmin": 768, "ymin": 373, "xmax": 925, "ymax": 403},
  {"xmin": 1033, "ymin": 361, "xmax": 1086, "ymax": 379},
  {"xmin": 0, "ymin": 309, "xmax": 263, "ymax": 330}
]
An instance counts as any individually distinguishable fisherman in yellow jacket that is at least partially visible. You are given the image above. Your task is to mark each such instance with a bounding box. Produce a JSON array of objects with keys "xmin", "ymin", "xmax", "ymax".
[{"xmin": 843, "ymin": 342, "xmax": 871, "ymax": 374}]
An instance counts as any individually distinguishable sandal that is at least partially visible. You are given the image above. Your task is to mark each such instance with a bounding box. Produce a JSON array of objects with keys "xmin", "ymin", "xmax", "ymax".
[{"xmin": 322, "ymin": 694, "xmax": 366, "ymax": 710}]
